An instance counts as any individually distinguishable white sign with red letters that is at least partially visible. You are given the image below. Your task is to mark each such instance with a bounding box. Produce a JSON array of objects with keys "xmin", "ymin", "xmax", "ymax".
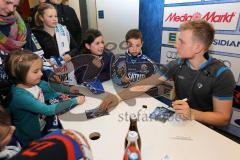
[{"xmin": 163, "ymin": 3, "xmax": 240, "ymax": 30}]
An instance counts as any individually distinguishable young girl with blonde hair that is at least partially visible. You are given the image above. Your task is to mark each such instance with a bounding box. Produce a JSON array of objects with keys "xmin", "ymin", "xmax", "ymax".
[
  {"xmin": 6, "ymin": 50, "xmax": 85, "ymax": 146},
  {"xmin": 33, "ymin": 3, "xmax": 79, "ymax": 84}
]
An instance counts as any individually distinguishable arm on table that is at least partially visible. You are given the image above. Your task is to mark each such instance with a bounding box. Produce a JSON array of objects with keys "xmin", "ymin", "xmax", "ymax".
[
  {"xmin": 100, "ymin": 74, "xmax": 166, "ymax": 110},
  {"xmin": 173, "ymin": 97, "xmax": 232, "ymax": 126},
  {"xmin": 192, "ymin": 98, "xmax": 232, "ymax": 126}
]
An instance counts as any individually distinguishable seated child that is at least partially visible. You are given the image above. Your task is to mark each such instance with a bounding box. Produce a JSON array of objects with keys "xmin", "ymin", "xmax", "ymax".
[
  {"xmin": 6, "ymin": 50, "xmax": 85, "ymax": 147},
  {"xmin": 0, "ymin": 109, "xmax": 21, "ymax": 160},
  {"xmin": 112, "ymin": 29, "xmax": 158, "ymax": 87},
  {"xmin": 75, "ymin": 29, "xmax": 115, "ymax": 84}
]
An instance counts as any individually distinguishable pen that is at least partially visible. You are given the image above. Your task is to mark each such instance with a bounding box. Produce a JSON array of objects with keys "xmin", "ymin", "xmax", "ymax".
[
  {"xmin": 181, "ymin": 98, "xmax": 188, "ymax": 102},
  {"xmin": 171, "ymin": 98, "xmax": 188, "ymax": 108}
]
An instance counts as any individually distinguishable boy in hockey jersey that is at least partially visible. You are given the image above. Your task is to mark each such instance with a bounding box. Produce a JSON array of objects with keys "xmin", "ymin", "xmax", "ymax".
[{"xmin": 112, "ymin": 29, "xmax": 158, "ymax": 87}]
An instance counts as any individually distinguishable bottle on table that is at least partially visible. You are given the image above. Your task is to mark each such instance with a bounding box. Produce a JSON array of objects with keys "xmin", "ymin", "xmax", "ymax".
[
  {"xmin": 125, "ymin": 115, "xmax": 141, "ymax": 150},
  {"xmin": 123, "ymin": 131, "xmax": 142, "ymax": 160}
]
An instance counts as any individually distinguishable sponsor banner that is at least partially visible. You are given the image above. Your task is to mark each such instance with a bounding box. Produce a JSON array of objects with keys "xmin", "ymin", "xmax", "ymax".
[
  {"xmin": 165, "ymin": 0, "xmax": 200, "ymax": 4},
  {"xmin": 211, "ymin": 34, "xmax": 240, "ymax": 55},
  {"xmin": 160, "ymin": 47, "xmax": 178, "ymax": 64},
  {"xmin": 163, "ymin": 3, "xmax": 240, "ymax": 30},
  {"xmin": 211, "ymin": 54, "xmax": 240, "ymax": 82},
  {"xmin": 162, "ymin": 31, "xmax": 240, "ymax": 55},
  {"xmin": 162, "ymin": 31, "xmax": 179, "ymax": 46}
]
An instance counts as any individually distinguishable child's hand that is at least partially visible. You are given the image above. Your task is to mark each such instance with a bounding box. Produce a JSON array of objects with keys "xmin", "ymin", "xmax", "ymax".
[
  {"xmin": 92, "ymin": 56, "xmax": 102, "ymax": 68},
  {"xmin": 76, "ymin": 96, "xmax": 85, "ymax": 105},
  {"xmin": 0, "ymin": 126, "xmax": 15, "ymax": 149},
  {"xmin": 70, "ymin": 86, "xmax": 79, "ymax": 94},
  {"xmin": 117, "ymin": 67, "xmax": 126, "ymax": 76},
  {"xmin": 63, "ymin": 54, "xmax": 72, "ymax": 62},
  {"xmin": 100, "ymin": 93, "xmax": 121, "ymax": 111},
  {"xmin": 121, "ymin": 75, "xmax": 130, "ymax": 84},
  {"xmin": 50, "ymin": 75, "xmax": 62, "ymax": 83},
  {"xmin": 48, "ymin": 59, "xmax": 55, "ymax": 67}
]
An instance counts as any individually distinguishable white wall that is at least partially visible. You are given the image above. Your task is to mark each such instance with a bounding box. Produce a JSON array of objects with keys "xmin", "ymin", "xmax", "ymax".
[
  {"xmin": 86, "ymin": 0, "xmax": 98, "ymax": 29},
  {"xmin": 96, "ymin": 0, "xmax": 139, "ymax": 54}
]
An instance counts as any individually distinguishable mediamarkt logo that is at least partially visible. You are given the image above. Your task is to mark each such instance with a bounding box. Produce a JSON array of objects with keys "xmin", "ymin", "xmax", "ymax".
[{"xmin": 165, "ymin": 12, "xmax": 236, "ymax": 23}]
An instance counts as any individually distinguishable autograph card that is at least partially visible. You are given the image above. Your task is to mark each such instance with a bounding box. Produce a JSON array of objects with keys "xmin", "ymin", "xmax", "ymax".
[
  {"xmin": 149, "ymin": 107, "xmax": 175, "ymax": 122},
  {"xmin": 85, "ymin": 107, "xmax": 109, "ymax": 119}
]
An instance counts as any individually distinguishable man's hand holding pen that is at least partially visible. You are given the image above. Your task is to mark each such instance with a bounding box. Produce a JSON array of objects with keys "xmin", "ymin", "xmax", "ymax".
[{"xmin": 172, "ymin": 98, "xmax": 194, "ymax": 120}]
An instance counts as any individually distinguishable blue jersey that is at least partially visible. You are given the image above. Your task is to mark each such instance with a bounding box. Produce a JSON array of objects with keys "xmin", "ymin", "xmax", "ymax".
[{"xmin": 112, "ymin": 52, "xmax": 158, "ymax": 87}]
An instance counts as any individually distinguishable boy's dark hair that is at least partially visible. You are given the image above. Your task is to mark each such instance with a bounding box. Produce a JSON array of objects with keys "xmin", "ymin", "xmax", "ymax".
[
  {"xmin": 81, "ymin": 29, "xmax": 103, "ymax": 54},
  {"xmin": 125, "ymin": 29, "xmax": 143, "ymax": 42},
  {"xmin": 6, "ymin": 50, "xmax": 41, "ymax": 84}
]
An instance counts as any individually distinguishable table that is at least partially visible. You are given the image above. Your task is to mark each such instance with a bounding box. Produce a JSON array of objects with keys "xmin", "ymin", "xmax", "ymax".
[{"xmin": 60, "ymin": 81, "xmax": 240, "ymax": 160}]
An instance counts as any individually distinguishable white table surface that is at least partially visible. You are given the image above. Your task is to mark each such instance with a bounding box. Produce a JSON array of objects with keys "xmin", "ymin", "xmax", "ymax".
[{"xmin": 60, "ymin": 81, "xmax": 240, "ymax": 160}]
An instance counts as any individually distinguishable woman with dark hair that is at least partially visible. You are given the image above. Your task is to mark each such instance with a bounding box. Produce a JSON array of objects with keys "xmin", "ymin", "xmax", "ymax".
[{"xmin": 75, "ymin": 29, "xmax": 115, "ymax": 84}]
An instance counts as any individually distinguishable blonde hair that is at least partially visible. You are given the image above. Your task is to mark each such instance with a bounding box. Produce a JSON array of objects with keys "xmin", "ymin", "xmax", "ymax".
[
  {"xmin": 180, "ymin": 20, "xmax": 215, "ymax": 51},
  {"xmin": 35, "ymin": 3, "xmax": 56, "ymax": 27},
  {"xmin": 7, "ymin": 50, "xmax": 42, "ymax": 84}
]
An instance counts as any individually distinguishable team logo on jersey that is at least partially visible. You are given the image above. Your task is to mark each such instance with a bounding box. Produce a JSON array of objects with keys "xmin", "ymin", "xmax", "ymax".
[
  {"xmin": 197, "ymin": 82, "xmax": 203, "ymax": 89},
  {"xmin": 140, "ymin": 64, "xmax": 149, "ymax": 73},
  {"xmin": 128, "ymin": 73, "xmax": 146, "ymax": 82},
  {"xmin": 116, "ymin": 61, "xmax": 127, "ymax": 76}
]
